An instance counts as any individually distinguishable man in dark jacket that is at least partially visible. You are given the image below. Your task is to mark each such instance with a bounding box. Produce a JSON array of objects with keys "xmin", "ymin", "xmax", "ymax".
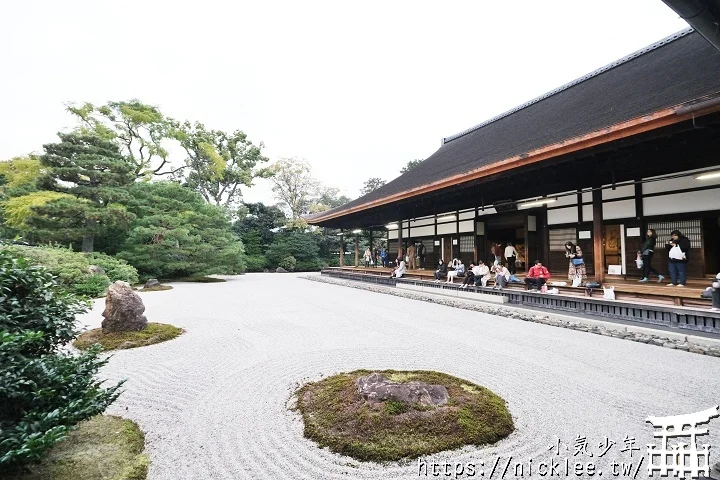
[{"xmin": 665, "ymin": 229, "xmax": 690, "ymax": 287}]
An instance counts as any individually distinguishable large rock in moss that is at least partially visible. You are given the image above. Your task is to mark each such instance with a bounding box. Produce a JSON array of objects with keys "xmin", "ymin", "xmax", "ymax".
[
  {"xmin": 356, "ymin": 372, "xmax": 448, "ymax": 406},
  {"xmin": 102, "ymin": 281, "xmax": 148, "ymax": 332}
]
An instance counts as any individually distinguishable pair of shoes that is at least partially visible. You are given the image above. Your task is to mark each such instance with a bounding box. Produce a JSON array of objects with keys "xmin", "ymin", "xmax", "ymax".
[
  {"xmin": 639, "ymin": 278, "xmax": 648, "ymax": 283},
  {"xmin": 658, "ymin": 275, "xmax": 665, "ymax": 283},
  {"xmin": 434, "ymin": 279, "xmax": 440, "ymax": 283}
]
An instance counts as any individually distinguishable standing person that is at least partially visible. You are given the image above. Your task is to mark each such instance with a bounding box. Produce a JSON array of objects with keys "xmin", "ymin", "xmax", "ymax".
[
  {"xmin": 363, "ymin": 247, "xmax": 372, "ymax": 268},
  {"xmin": 380, "ymin": 247, "xmax": 388, "ymax": 268},
  {"xmin": 638, "ymin": 229, "xmax": 664, "ymax": 283},
  {"xmin": 433, "ymin": 259, "xmax": 448, "ymax": 282},
  {"xmin": 564, "ymin": 241, "xmax": 587, "ymax": 284},
  {"xmin": 487, "ymin": 246, "xmax": 496, "ymax": 267},
  {"xmin": 524, "ymin": 260, "xmax": 551, "ymax": 290},
  {"xmin": 666, "ymin": 230, "xmax": 690, "ymax": 287},
  {"xmin": 417, "ymin": 241, "xmax": 426, "ymax": 269},
  {"xmin": 504, "ymin": 242, "xmax": 518, "ymax": 274},
  {"xmin": 407, "ymin": 241, "xmax": 417, "ymax": 270}
]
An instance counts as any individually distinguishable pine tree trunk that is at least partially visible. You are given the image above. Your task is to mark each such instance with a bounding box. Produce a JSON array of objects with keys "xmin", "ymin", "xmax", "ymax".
[{"xmin": 82, "ymin": 218, "xmax": 96, "ymax": 252}]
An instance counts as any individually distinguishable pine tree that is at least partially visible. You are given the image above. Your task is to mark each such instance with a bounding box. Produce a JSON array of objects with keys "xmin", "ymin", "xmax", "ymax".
[{"xmin": 31, "ymin": 133, "xmax": 136, "ymax": 252}]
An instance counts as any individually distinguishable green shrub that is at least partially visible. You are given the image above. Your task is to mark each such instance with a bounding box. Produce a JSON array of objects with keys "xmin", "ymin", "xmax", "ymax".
[
  {"xmin": 6, "ymin": 245, "xmax": 89, "ymax": 287},
  {"xmin": 84, "ymin": 252, "xmax": 139, "ymax": 284},
  {"xmin": 279, "ymin": 255, "xmax": 296, "ymax": 272},
  {"xmin": 0, "ymin": 250, "xmax": 122, "ymax": 472},
  {"xmin": 245, "ymin": 255, "xmax": 268, "ymax": 272},
  {"xmin": 71, "ymin": 274, "xmax": 111, "ymax": 298}
]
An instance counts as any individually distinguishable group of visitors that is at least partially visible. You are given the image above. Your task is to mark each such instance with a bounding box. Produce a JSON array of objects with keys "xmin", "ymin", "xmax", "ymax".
[
  {"xmin": 363, "ymin": 245, "xmax": 394, "ymax": 268},
  {"xmin": 432, "ymin": 258, "xmax": 521, "ymax": 290},
  {"xmin": 487, "ymin": 242, "xmax": 519, "ymax": 274},
  {"xmin": 637, "ymin": 228, "xmax": 690, "ymax": 287}
]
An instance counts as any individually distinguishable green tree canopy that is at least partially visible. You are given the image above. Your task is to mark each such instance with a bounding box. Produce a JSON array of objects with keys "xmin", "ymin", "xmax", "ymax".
[
  {"xmin": 232, "ymin": 202, "xmax": 286, "ymax": 256},
  {"xmin": 360, "ymin": 177, "xmax": 386, "ymax": 195},
  {"xmin": 0, "ymin": 156, "xmax": 43, "ymax": 196},
  {"xmin": 67, "ymin": 99, "xmax": 178, "ymax": 179},
  {"xmin": 31, "ymin": 132, "xmax": 136, "ymax": 251},
  {"xmin": 400, "ymin": 159, "xmax": 424, "ymax": 174},
  {"xmin": 117, "ymin": 181, "xmax": 245, "ymax": 279},
  {"xmin": 171, "ymin": 121, "xmax": 268, "ymax": 209},
  {"xmin": 265, "ymin": 230, "xmax": 323, "ymax": 271}
]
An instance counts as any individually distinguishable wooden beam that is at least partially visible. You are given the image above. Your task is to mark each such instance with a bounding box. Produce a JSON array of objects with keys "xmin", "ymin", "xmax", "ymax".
[{"xmin": 592, "ymin": 189, "xmax": 605, "ymax": 283}]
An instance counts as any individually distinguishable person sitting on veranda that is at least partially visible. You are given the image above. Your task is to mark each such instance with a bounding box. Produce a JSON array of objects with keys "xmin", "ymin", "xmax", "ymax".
[
  {"xmin": 389, "ymin": 257, "xmax": 407, "ymax": 278},
  {"xmin": 493, "ymin": 263, "xmax": 510, "ymax": 290},
  {"xmin": 473, "ymin": 261, "xmax": 491, "ymax": 287},
  {"xmin": 461, "ymin": 263, "xmax": 477, "ymax": 288},
  {"xmin": 524, "ymin": 260, "xmax": 551, "ymax": 290},
  {"xmin": 433, "ymin": 259, "xmax": 447, "ymax": 282},
  {"xmin": 446, "ymin": 259, "xmax": 466, "ymax": 283}
]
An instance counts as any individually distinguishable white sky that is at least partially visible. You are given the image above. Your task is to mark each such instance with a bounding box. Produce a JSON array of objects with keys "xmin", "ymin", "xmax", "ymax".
[{"xmin": 0, "ymin": 1, "xmax": 688, "ymax": 205}]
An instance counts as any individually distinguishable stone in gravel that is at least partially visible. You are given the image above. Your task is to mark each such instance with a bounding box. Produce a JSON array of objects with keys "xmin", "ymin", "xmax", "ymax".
[
  {"xmin": 88, "ymin": 264, "xmax": 106, "ymax": 275},
  {"xmin": 356, "ymin": 372, "xmax": 449, "ymax": 407},
  {"xmin": 276, "ymin": 267, "xmax": 288, "ymax": 273},
  {"xmin": 676, "ymin": 344, "xmax": 690, "ymax": 351},
  {"xmin": 663, "ymin": 343, "xmax": 677, "ymax": 349},
  {"xmin": 102, "ymin": 281, "xmax": 148, "ymax": 332},
  {"xmin": 144, "ymin": 278, "xmax": 160, "ymax": 288}
]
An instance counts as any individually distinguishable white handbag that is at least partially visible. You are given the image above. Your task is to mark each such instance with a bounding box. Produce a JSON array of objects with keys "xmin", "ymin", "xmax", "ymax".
[{"xmin": 669, "ymin": 245, "xmax": 685, "ymax": 260}]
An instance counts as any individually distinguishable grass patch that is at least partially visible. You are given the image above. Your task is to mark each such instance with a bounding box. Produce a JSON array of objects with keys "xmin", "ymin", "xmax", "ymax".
[
  {"xmin": 295, "ymin": 369, "xmax": 514, "ymax": 462},
  {"xmin": 169, "ymin": 276, "xmax": 226, "ymax": 283},
  {"xmin": 74, "ymin": 323, "xmax": 184, "ymax": 351},
  {"xmin": 7, "ymin": 415, "xmax": 149, "ymax": 480}
]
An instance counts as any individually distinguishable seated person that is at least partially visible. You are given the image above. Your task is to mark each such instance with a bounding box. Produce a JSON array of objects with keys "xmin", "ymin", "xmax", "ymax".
[
  {"xmin": 433, "ymin": 259, "xmax": 448, "ymax": 282},
  {"xmin": 493, "ymin": 264, "xmax": 510, "ymax": 289},
  {"xmin": 524, "ymin": 260, "xmax": 551, "ymax": 290},
  {"xmin": 390, "ymin": 258, "xmax": 407, "ymax": 278},
  {"xmin": 446, "ymin": 259, "xmax": 465, "ymax": 283},
  {"xmin": 461, "ymin": 263, "xmax": 477, "ymax": 288},
  {"xmin": 473, "ymin": 261, "xmax": 491, "ymax": 287}
]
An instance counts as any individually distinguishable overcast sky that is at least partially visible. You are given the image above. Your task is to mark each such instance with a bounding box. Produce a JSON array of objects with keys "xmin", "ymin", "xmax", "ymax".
[{"xmin": 0, "ymin": 1, "xmax": 688, "ymax": 205}]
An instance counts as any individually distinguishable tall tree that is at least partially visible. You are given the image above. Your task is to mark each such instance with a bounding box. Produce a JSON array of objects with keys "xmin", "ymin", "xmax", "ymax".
[
  {"xmin": 32, "ymin": 133, "xmax": 135, "ymax": 252},
  {"xmin": 360, "ymin": 177, "xmax": 386, "ymax": 195},
  {"xmin": 266, "ymin": 157, "xmax": 319, "ymax": 221},
  {"xmin": 172, "ymin": 121, "xmax": 268, "ymax": 210},
  {"xmin": 400, "ymin": 159, "xmax": 424, "ymax": 174},
  {"xmin": 232, "ymin": 202, "xmax": 286, "ymax": 255},
  {"xmin": 67, "ymin": 99, "xmax": 179, "ymax": 178},
  {"xmin": 117, "ymin": 182, "xmax": 245, "ymax": 278},
  {"xmin": 0, "ymin": 156, "xmax": 43, "ymax": 196}
]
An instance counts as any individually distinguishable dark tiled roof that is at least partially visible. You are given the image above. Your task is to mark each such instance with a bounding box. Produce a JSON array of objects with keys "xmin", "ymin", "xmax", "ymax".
[{"xmin": 308, "ymin": 29, "xmax": 720, "ymax": 223}]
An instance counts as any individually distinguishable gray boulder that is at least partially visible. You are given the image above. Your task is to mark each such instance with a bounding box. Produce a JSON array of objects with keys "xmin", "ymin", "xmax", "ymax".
[
  {"xmin": 102, "ymin": 281, "xmax": 148, "ymax": 332},
  {"xmin": 88, "ymin": 265, "xmax": 106, "ymax": 275},
  {"xmin": 144, "ymin": 278, "xmax": 160, "ymax": 288},
  {"xmin": 276, "ymin": 267, "xmax": 288, "ymax": 273},
  {"xmin": 356, "ymin": 372, "xmax": 448, "ymax": 407}
]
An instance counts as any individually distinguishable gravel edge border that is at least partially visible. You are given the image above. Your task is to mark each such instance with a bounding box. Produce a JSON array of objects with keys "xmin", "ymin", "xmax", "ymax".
[{"xmin": 299, "ymin": 275, "xmax": 720, "ymax": 358}]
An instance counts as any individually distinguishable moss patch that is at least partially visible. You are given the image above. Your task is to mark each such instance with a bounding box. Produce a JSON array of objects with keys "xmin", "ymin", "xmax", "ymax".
[
  {"xmin": 295, "ymin": 369, "xmax": 514, "ymax": 462},
  {"xmin": 7, "ymin": 415, "xmax": 149, "ymax": 480},
  {"xmin": 137, "ymin": 285, "xmax": 173, "ymax": 292},
  {"xmin": 74, "ymin": 323, "xmax": 184, "ymax": 351},
  {"xmin": 170, "ymin": 276, "xmax": 226, "ymax": 283}
]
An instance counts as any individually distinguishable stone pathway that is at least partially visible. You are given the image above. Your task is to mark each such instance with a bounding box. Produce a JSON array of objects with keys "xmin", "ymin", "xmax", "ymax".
[{"xmin": 76, "ymin": 273, "xmax": 720, "ymax": 480}]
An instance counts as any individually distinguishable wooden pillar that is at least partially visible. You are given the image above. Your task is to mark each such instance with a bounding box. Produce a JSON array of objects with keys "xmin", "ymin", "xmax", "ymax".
[
  {"xmin": 339, "ymin": 233, "xmax": 344, "ymax": 267},
  {"xmin": 354, "ymin": 233, "xmax": 359, "ymax": 267},
  {"xmin": 473, "ymin": 212, "xmax": 479, "ymax": 264},
  {"xmin": 397, "ymin": 221, "xmax": 403, "ymax": 260},
  {"xmin": 634, "ymin": 181, "xmax": 644, "ymax": 230},
  {"xmin": 592, "ymin": 188, "xmax": 605, "ymax": 282}
]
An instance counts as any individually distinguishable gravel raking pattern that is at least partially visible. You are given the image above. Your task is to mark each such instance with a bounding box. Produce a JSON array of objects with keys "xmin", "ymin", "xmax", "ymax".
[{"xmin": 75, "ymin": 273, "xmax": 720, "ymax": 480}]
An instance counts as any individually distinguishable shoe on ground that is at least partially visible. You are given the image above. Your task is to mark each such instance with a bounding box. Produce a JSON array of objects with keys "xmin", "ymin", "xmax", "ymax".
[
  {"xmin": 667, "ymin": 283, "xmax": 675, "ymax": 287},
  {"xmin": 677, "ymin": 284, "xmax": 685, "ymax": 287},
  {"xmin": 658, "ymin": 275, "xmax": 665, "ymax": 283},
  {"xmin": 639, "ymin": 278, "xmax": 648, "ymax": 283}
]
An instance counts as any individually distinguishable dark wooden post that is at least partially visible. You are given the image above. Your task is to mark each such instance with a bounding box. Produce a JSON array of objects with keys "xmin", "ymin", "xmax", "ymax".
[
  {"xmin": 473, "ymin": 212, "xmax": 479, "ymax": 264},
  {"xmin": 339, "ymin": 233, "xmax": 344, "ymax": 267},
  {"xmin": 592, "ymin": 188, "xmax": 605, "ymax": 282},
  {"xmin": 354, "ymin": 232, "xmax": 359, "ymax": 267},
  {"xmin": 397, "ymin": 221, "xmax": 403, "ymax": 260}
]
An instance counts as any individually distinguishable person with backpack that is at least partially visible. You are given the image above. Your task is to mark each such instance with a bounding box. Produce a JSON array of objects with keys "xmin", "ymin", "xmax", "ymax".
[
  {"xmin": 638, "ymin": 229, "xmax": 664, "ymax": 283},
  {"xmin": 666, "ymin": 229, "xmax": 690, "ymax": 287}
]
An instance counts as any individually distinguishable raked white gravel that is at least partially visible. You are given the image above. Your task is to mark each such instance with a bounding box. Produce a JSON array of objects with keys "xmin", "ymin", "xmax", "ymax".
[{"xmin": 76, "ymin": 273, "xmax": 720, "ymax": 480}]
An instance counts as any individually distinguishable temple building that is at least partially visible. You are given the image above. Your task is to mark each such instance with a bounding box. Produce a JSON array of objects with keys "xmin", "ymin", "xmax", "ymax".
[{"xmin": 307, "ymin": 29, "xmax": 720, "ymax": 283}]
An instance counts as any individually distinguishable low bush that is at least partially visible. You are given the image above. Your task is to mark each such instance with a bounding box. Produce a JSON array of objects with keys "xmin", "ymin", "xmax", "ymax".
[
  {"xmin": 279, "ymin": 255, "xmax": 297, "ymax": 272},
  {"xmin": 84, "ymin": 252, "xmax": 139, "ymax": 284},
  {"xmin": 0, "ymin": 250, "xmax": 122, "ymax": 472},
  {"xmin": 74, "ymin": 323, "xmax": 184, "ymax": 351},
  {"xmin": 6, "ymin": 245, "xmax": 89, "ymax": 288},
  {"xmin": 245, "ymin": 255, "xmax": 268, "ymax": 272}
]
